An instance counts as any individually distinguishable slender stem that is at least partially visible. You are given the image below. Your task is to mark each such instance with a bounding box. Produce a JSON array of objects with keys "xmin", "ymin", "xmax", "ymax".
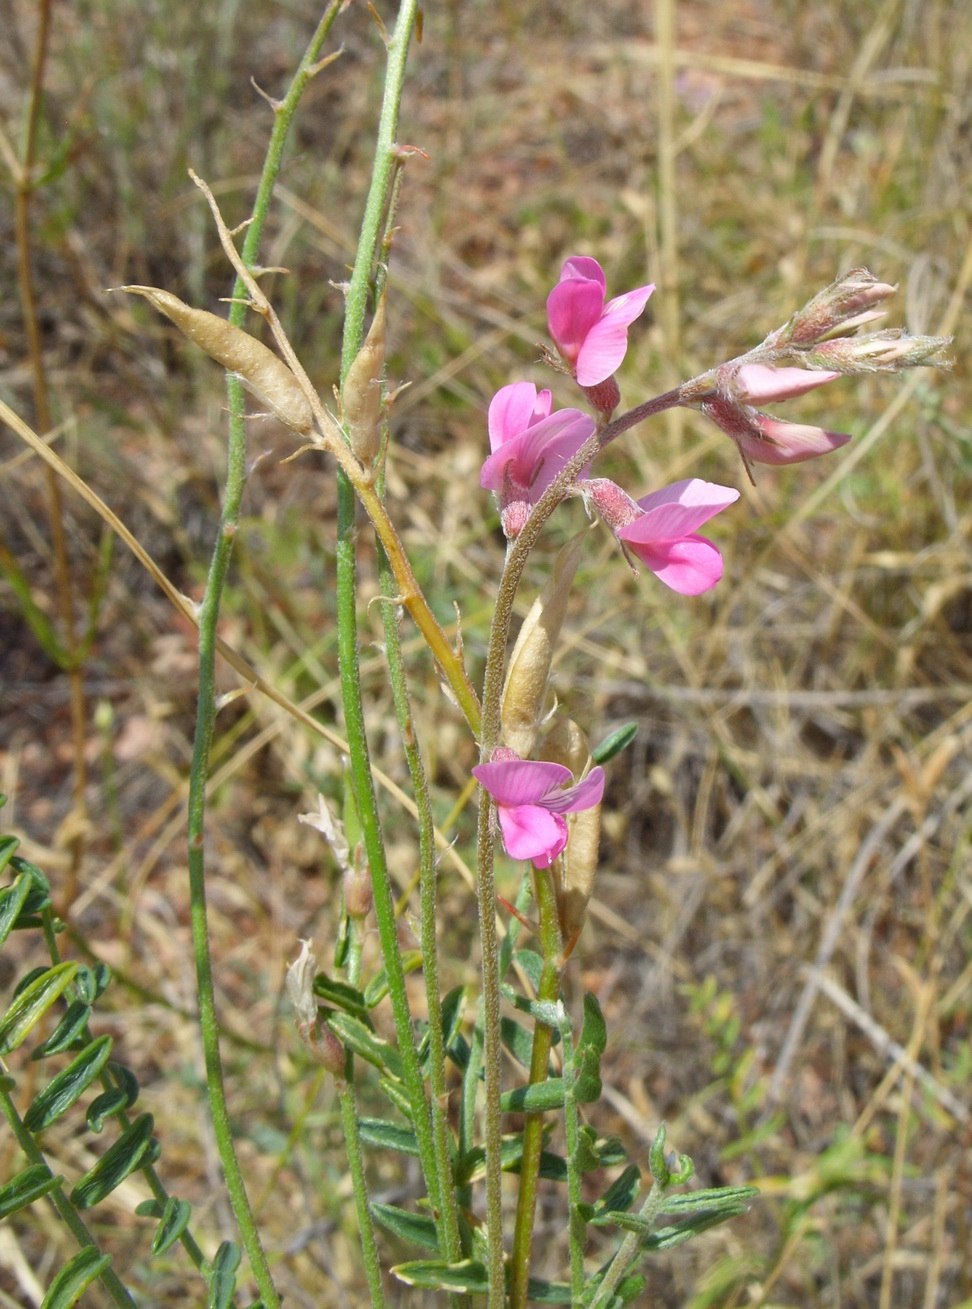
[
  {"xmin": 0, "ymin": 1087, "xmax": 139, "ymax": 1309},
  {"xmin": 509, "ymin": 866, "xmax": 563, "ymax": 1309},
  {"xmin": 378, "ymin": 545, "xmax": 462, "ymax": 1263},
  {"xmin": 336, "ymin": 917, "xmax": 387, "ymax": 1309},
  {"xmin": 559, "ymin": 1012, "xmax": 587, "ymax": 1300},
  {"xmin": 586, "ymin": 1181, "xmax": 667, "ymax": 1309},
  {"xmin": 183, "ymin": 12, "xmax": 344, "ymax": 1308}
]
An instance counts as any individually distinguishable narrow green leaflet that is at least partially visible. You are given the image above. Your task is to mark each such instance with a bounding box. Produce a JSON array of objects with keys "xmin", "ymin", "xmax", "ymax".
[
  {"xmin": 591, "ymin": 722, "xmax": 638, "ymax": 765},
  {"xmin": 0, "ymin": 962, "xmax": 79, "ymax": 1054},
  {"xmin": 312, "ymin": 974, "xmax": 373, "ymax": 1026},
  {"xmin": 73, "ymin": 963, "xmax": 112, "ymax": 1005},
  {"xmin": 500, "ymin": 1079, "xmax": 566, "ymax": 1114},
  {"xmin": 207, "ymin": 1240, "xmax": 241, "ymax": 1309},
  {"xmin": 574, "ymin": 992, "xmax": 607, "ymax": 1103},
  {"xmin": 326, "ymin": 1010, "xmax": 403, "ymax": 1081},
  {"xmin": 70, "ymin": 1113, "xmax": 157, "ymax": 1209},
  {"xmin": 24, "ymin": 1035, "xmax": 114, "ymax": 1132},
  {"xmin": 30, "ymin": 1001, "xmax": 91, "ymax": 1060},
  {"xmin": 87, "ymin": 1087, "xmax": 132, "ymax": 1133},
  {"xmin": 0, "ymin": 870, "xmax": 33, "ymax": 948},
  {"xmin": 392, "ymin": 1259, "xmax": 489, "ymax": 1293},
  {"xmin": 0, "ymin": 1163, "xmax": 62, "ymax": 1219},
  {"xmin": 39, "ymin": 1246, "xmax": 112, "ymax": 1309},
  {"xmin": 0, "ymin": 831, "xmax": 19, "ymax": 877},
  {"xmin": 640, "ymin": 1203, "xmax": 755, "ymax": 1250},
  {"xmin": 371, "ymin": 1202, "xmax": 440, "ymax": 1252},
  {"xmin": 659, "ymin": 1185, "xmax": 760, "ymax": 1215},
  {"xmin": 525, "ymin": 1277, "xmax": 573, "ymax": 1304},
  {"xmin": 358, "ymin": 1118, "xmax": 419, "ymax": 1157}
]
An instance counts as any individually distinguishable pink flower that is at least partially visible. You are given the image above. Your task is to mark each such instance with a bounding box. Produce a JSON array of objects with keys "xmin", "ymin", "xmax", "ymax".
[
  {"xmin": 701, "ymin": 395, "xmax": 851, "ymax": 467},
  {"xmin": 473, "ymin": 754, "xmax": 605, "ymax": 869},
  {"xmin": 582, "ymin": 477, "xmax": 739, "ymax": 595},
  {"xmin": 547, "ymin": 257, "xmax": 654, "ymax": 387},
  {"xmin": 480, "ymin": 382, "xmax": 595, "ymax": 538}
]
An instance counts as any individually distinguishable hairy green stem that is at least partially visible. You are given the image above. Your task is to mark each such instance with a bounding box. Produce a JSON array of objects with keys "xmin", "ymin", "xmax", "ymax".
[
  {"xmin": 184, "ymin": 11, "xmax": 343, "ymax": 1308},
  {"xmin": 509, "ymin": 866, "xmax": 563, "ymax": 1309},
  {"xmin": 559, "ymin": 1013, "xmax": 587, "ymax": 1300},
  {"xmin": 587, "ymin": 1180, "xmax": 667, "ymax": 1309}
]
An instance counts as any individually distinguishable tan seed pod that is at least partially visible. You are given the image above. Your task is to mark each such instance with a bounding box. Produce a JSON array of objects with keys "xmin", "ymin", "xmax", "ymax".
[
  {"xmin": 342, "ymin": 291, "xmax": 386, "ymax": 465},
  {"xmin": 120, "ymin": 285, "xmax": 314, "ymax": 435},
  {"xmin": 501, "ymin": 531, "xmax": 585, "ymax": 758},
  {"xmin": 544, "ymin": 718, "xmax": 601, "ymax": 946}
]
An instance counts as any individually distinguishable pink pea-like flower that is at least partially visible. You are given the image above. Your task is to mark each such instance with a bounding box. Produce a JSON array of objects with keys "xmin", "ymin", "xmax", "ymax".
[
  {"xmin": 582, "ymin": 477, "xmax": 739, "ymax": 595},
  {"xmin": 546, "ymin": 257, "xmax": 654, "ymax": 387},
  {"xmin": 472, "ymin": 754, "xmax": 605, "ymax": 869},
  {"xmin": 480, "ymin": 382, "xmax": 595, "ymax": 538}
]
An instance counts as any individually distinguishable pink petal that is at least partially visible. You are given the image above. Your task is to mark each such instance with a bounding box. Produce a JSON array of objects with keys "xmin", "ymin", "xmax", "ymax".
[
  {"xmin": 540, "ymin": 766, "xmax": 605, "ymax": 814},
  {"xmin": 632, "ymin": 478, "xmax": 740, "ymax": 537},
  {"xmin": 743, "ymin": 416, "xmax": 852, "ymax": 465},
  {"xmin": 480, "ymin": 409, "xmax": 594, "ymax": 494},
  {"xmin": 622, "ymin": 534, "xmax": 725, "ymax": 595},
  {"xmin": 546, "ymin": 278, "xmax": 605, "ymax": 369},
  {"xmin": 573, "ymin": 284, "xmax": 654, "ymax": 385},
  {"xmin": 473, "ymin": 759, "xmax": 573, "ymax": 807},
  {"xmin": 558, "ymin": 256, "xmax": 605, "ymax": 288},
  {"xmin": 736, "ymin": 364, "xmax": 841, "ymax": 404},
  {"xmin": 487, "ymin": 382, "xmax": 552, "ymax": 453},
  {"xmin": 497, "ymin": 803, "xmax": 568, "ymax": 865}
]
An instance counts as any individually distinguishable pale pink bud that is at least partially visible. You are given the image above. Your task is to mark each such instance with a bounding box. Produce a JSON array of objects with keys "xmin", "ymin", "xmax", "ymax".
[
  {"xmin": 734, "ymin": 363, "xmax": 841, "ymax": 404},
  {"xmin": 803, "ymin": 331, "xmax": 952, "ymax": 373},
  {"xmin": 785, "ymin": 268, "xmax": 897, "ymax": 346},
  {"xmin": 743, "ymin": 415, "xmax": 852, "ymax": 465}
]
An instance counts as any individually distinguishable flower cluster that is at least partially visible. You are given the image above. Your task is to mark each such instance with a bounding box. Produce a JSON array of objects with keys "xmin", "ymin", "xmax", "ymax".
[{"xmin": 475, "ymin": 258, "xmax": 950, "ymax": 881}]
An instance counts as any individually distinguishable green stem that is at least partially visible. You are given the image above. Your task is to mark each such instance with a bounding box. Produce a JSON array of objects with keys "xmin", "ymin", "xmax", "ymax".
[
  {"xmin": 559, "ymin": 1012, "xmax": 587, "ymax": 1301},
  {"xmin": 586, "ymin": 1182, "xmax": 667, "ymax": 1309},
  {"xmin": 184, "ymin": 12, "xmax": 344, "ymax": 1308},
  {"xmin": 378, "ymin": 544, "xmax": 462, "ymax": 1264},
  {"xmin": 509, "ymin": 866, "xmax": 563, "ymax": 1309},
  {"xmin": 0, "ymin": 1086, "xmax": 139, "ymax": 1309}
]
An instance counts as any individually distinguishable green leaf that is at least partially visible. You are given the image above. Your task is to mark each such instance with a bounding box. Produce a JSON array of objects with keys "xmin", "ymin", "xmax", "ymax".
[
  {"xmin": 40, "ymin": 1246, "xmax": 112, "ymax": 1309},
  {"xmin": 500, "ymin": 1079, "xmax": 566, "ymax": 1114},
  {"xmin": 24, "ymin": 1035, "xmax": 114, "ymax": 1132},
  {"xmin": 456, "ymin": 1131, "xmax": 550, "ymax": 1184},
  {"xmin": 500, "ymin": 986, "xmax": 565, "ymax": 1028},
  {"xmin": 208, "ymin": 1240, "xmax": 241, "ymax": 1309},
  {"xmin": 0, "ymin": 832, "xmax": 20, "ymax": 877},
  {"xmin": 513, "ymin": 949, "xmax": 543, "ymax": 991},
  {"xmin": 592, "ymin": 722, "xmax": 638, "ymax": 765},
  {"xmin": 377, "ymin": 1074, "xmax": 413, "ymax": 1120},
  {"xmin": 500, "ymin": 1016, "xmax": 536, "ymax": 1069},
  {"xmin": 392, "ymin": 1259, "xmax": 489, "ymax": 1293},
  {"xmin": 70, "ymin": 1113, "xmax": 156, "ymax": 1209},
  {"xmin": 30, "ymin": 1000, "xmax": 91, "ymax": 1059},
  {"xmin": 372, "ymin": 1202, "xmax": 440, "ymax": 1252},
  {"xmin": 0, "ymin": 1163, "xmax": 62, "ymax": 1218},
  {"xmin": 660, "ymin": 1185, "xmax": 760, "ymax": 1215},
  {"xmin": 87, "ymin": 1087, "xmax": 131, "ymax": 1133},
  {"xmin": 312, "ymin": 975, "xmax": 373, "ymax": 1027},
  {"xmin": 106, "ymin": 1062, "xmax": 140, "ymax": 1107},
  {"xmin": 648, "ymin": 1122, "xmax": 669, "ymax": 1185},
  {"xmin": 641, "ymin": 1203, "xmax": 754, "ymax": 1250},
  {"xmin": 575, "ymin": 992, "xmax": 607, "ymax": 1102},
  {"xmin": 7, "ymin": 856, "xmax": 52, "ymax": 916},
  {"xmin": 326, "ymin": 1011, "xmax": 403, "ymax": 1081},
  {"xmin": 525, "ymin": 1277, "xmax": 573, "ymax": 1303},
  {"xmin": 358, "ymin": 1118, "xmax": 419, "ymax": 1157},
  {"xmin": 591, "ymin": 1165, "xmax": 641, "ymax": 1218},
  {"xmin": 73, "ymin": 964, "xmax": 112, "ymax": 1005},
  {"xmin": 418, "ymin": 985, "xmax": 467, "ymax": 1073},
  {"xmin": 363, "ymin": 950, "xmax": 423, "ymax": 1009},
  {"xmin": 616, "ymin": 1273, "xmax": 647, "ymax": 1305},
  {"xmin": 0, "ymin": 962, "xmax": 79, "ymax": 1054},
  {"xmin": 0, "ymin": 871, "xmax": 33, "ymax": 948}
]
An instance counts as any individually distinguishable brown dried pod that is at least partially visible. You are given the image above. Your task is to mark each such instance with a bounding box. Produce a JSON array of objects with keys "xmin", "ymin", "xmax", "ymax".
[
  {"xmin": 544, "ymin": 718, "xmax": 601, "ymax": 946},
  {"xmin": 501, "ymin": 531, "xmax": 585, "ymax": 757},
  {"xmin": 342, "ymin": 291, "xmax": 386, "ymax": 465},
  {"xmin": 120, "ymin": 285, "xmax": 313, "ymax": 435}
]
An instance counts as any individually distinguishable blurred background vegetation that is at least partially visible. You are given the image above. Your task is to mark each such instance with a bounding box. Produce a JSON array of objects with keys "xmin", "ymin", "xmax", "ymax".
[{"xmin": 1, "ymin": 0, "xmax": 970, "ymax": 1304}]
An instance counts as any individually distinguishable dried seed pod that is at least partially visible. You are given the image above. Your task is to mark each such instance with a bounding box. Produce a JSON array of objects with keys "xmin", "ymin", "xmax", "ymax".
[
  {"xmin": 544, "ymin": 718, "xmax": 601, "ymax": 946},
  {"xmin": 120, "ymin": 285, "xmax": 313, "ymax": 435},
  {"xmin": 501, "ymin": 532, "xmax": 585, "ymax": 757},
  {"xmin": 342, "ymin": 291, "xmax": 386, "ymax": 465}
]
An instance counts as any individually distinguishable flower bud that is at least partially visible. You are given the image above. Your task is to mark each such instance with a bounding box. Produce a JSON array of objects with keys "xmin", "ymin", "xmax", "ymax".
[
  {"xmin": 286, "ymin": 939, "xmax": 319, "ymax": 1032},
  {"xmin": 801, "ymin": 330, "xmax": 952, "ymax": 373},
  {"xmin": 783, "ymin": 268, "xmax": 897, "ymax": 346},
  {"xmin": 501, "ymin": 533, "xmax": 585, "ymax": 757},
  {"xmin": 342, "ymin": 291, "xmax": 386, "ymax": 466},
  {"xmin": 344, "ymin": 845, "xmax": 373, "ymax": 920},
  {"xmin": 543, "ymin": 719, "xmax": 602, "ymax": 948},
  {"xmin": 700, "ymin": 396, "xmax": 850, "ymax": 466},
  {"xmin": 119, "ymin": 286, "xmax": 313, "ymax": 434}
]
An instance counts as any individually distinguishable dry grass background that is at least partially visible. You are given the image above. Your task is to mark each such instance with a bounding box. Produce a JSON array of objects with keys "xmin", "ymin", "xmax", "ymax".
[{"xmin": 1, "ymin": 0, "xmax": 971, "ymax": 1305}]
